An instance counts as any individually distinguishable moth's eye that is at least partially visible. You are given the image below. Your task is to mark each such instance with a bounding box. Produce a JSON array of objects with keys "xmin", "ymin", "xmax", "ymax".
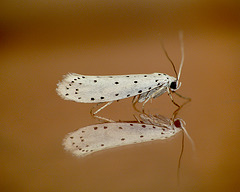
[
  {"xmin": 174, "ymin": 119, "xmax": 181, "ymax": 128},
  {"xmin": 170, "ymin": 81, "xmax": 177, "ymax": 90}
]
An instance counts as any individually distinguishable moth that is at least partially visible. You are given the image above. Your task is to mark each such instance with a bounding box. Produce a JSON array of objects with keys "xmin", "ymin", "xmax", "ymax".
[
  {"xmin": 62, "ymin": 114, "xmax": 189, "ymax": 157},
  {"xmin": 56, "ymin": 32, "xmax": 185, "ymax": 119}
]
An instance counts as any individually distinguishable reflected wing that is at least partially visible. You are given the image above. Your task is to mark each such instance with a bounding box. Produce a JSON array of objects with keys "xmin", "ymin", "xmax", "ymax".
[{"xmin": 63, "ymin": 122, "xmax": 181, "ymax": 157}]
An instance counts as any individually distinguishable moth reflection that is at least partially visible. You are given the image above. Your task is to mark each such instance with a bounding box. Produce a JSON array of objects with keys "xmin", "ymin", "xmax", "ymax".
[{"xmin": 63, "ymin": 114, "xmax": 186, "ymax": 157}]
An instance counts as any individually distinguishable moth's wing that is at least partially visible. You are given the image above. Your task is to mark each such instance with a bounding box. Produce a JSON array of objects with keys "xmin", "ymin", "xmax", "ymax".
[
  {"xmin": 63, "ymin": 122, "xmax": 181, "ymax": 157},
  {"xmin": 56, "ymin": 73, "xmax": 170, "ymax": 103}
]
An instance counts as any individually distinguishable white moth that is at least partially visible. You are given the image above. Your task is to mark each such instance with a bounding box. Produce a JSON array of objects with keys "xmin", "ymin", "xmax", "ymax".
[
  {"xmin": 63, "ymin": 114, "xmax": 186, "ymax": 157},
  {"xmin": 56, "ymin": 33, "xmax": 185, "ymax": 116}
]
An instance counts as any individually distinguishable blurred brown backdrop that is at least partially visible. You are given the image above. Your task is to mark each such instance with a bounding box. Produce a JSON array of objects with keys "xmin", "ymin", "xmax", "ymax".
[{"xmin": 0, "ymin": 0, "xmax": 239, "ymax": 192}]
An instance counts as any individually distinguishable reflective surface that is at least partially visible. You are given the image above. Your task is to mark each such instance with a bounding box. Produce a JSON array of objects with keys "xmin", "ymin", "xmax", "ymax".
[{"xmin": 0, "ymin": 1, "xmax": 239, "ymax": 192}]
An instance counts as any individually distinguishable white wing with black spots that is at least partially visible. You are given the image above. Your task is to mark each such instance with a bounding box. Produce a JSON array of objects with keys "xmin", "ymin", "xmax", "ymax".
[
  {"xmin": 56, "ymin": 73, "xmax": 177, "ymax": 103},
  {"xmin": 63, "ymin": 120, "xmax": 182, "ymax": 157}
]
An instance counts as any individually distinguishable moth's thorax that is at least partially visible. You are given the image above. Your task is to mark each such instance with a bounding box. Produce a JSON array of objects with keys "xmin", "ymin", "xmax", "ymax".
[{"xmin": 162, "ymin": 75, "xmax": 179, "ymax": 91}]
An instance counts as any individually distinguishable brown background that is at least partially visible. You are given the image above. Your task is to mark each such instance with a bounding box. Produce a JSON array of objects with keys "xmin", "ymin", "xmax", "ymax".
[{"xmin": 0, "ymin": 0, "xmax": 239, "ymax": 192}]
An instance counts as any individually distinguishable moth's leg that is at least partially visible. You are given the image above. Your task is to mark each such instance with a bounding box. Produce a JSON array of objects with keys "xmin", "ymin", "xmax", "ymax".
[
  {"xmin": 165, "ymin": 88, "xmax": 182, "ymax": 121},
  {"xmin": 132, "ymin": 95, "xmax": 149, "ymax": 114},
  {"xmin": 141, "ymin": 97, "xmax": 151, "ymax": 114},
  {"xmin": 174, "ymin": 92, "xmax": 191, "ymax": 101},
  {"xmin": 133, "ymin": 114, "xmax": 142, "ymax": 123},
  {"xmin": 172, "ymin": 106, "xmax": 181, "ymax": 120},
  {"xmin": 92, "ymin": 101, "xmax": 113, "ymax": 115},
  {"xmin": 90, "ymin": 101, "xmax": 115, "ymax": 123},
  {"xmin": 132, "ymin": 95, "xmax": 139, "ymax": 105},
  {"xmin": 167, "ymin": 88, "xmax": 180, "ymax": 108},
  {"xmin": 151, "ymin": 86, "xmax": 166, "ymax": 99},
  {"xmin": 132, "ymin": 95, "xmax": 142, "ymax": 113},
  {"xmin": 134, "ymin": 86, "xmax": 170, "ymax": 114},
  {"xmin": 171, "ymin": 92, "xmax": 191, "ymax": 119},
  {"xmin": 139, "ymin": 86, "xmax": 167, "ymax": 114},
  {"xmin": 92, "ymin": 115, "xmax": 115, "ymax": 123}
]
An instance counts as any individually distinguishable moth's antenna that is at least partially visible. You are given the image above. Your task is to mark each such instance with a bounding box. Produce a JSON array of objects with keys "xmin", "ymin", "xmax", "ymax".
[
  {"xmin": 159, "ymin": 34, "xmax": 178, "ymax": 78},
  {"xmin": 180, "ymin": 122, "xmax": 196, "ymax": 151},
  {"xmin": 177, "ymin": 129, "xmax": 185, "ymax": 187},
  {"xmin": 177, "ymin": 31, "xmax": 184, "ymax": 81}
]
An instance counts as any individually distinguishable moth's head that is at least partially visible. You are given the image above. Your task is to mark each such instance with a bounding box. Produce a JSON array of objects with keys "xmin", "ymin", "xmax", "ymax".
[
  {"xmin": 173, "ymin": 118, "xmax": 196, "ymax": 151},
  {"xmin": 170, "ymin": 79, "xmax": 181, "ymax": 92},
  {"xmin": 173, "ymin": 118, "xmax": 185, "ymax": 128}
]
